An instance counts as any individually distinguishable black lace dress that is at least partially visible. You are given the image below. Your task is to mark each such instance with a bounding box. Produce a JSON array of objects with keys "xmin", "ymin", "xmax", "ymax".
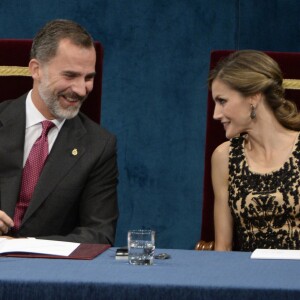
[{"xmin": 228, "ymin": 134, "xmax": 300, "ymax": 251}]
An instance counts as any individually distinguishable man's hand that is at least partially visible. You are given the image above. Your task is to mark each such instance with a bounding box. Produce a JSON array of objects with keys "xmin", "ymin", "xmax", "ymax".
[{"xmin": 0, "ymin": 211, "xmax": 14, "ymax": 235}]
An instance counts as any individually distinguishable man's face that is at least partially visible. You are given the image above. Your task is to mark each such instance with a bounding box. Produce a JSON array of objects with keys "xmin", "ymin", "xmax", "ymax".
[{"xmin": 37, "ymin": 39, "xmax": 96, "ymax": 119}]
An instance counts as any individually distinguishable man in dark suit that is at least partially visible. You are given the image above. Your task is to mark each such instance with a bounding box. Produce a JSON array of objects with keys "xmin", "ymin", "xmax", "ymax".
[{"xmin": 0, "ymin": 19, "xmax": 118, "ymax": 245}]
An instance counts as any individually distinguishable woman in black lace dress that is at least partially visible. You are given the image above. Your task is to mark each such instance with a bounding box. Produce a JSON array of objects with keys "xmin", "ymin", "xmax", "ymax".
[{"xmin": 210, "ymin": 50, "xmax": 300, "ymax": 251}]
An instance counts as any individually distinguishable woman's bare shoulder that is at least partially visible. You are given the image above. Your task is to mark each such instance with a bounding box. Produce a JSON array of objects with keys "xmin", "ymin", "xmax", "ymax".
[
  {"xmin": 212, "ymin": 141, "xmax": 230, "ymax": 162},
  {"xmin": 211, "ymin": 141, "xmax": 230, "ymax": 194}
]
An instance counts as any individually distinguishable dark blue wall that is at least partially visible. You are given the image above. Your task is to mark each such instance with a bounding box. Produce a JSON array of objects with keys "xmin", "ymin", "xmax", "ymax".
[{"xmin": 0, "ymin": 0, "xmax": 299, "ymax": 249}]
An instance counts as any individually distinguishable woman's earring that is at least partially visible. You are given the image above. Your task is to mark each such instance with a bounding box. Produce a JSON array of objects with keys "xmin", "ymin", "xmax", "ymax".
[{"xmin": 250, "ymin": 104, "xmax": 256, "ymax": 119}]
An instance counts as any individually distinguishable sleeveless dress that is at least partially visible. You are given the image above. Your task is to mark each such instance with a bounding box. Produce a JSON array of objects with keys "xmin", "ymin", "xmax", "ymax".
[{"xmin": 228, "ymin": 134, "xmax": 300, "ymax": 251}]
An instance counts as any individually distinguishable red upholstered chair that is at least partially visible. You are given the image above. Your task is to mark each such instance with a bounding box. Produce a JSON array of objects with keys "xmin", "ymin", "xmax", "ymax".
[
  {"xmin": 0, "ymin": 39, "xmax": 103, "ymax": 124},
  {"xmin": 195, "ymin": 50, "xmax": 300, "ymax": 251}
]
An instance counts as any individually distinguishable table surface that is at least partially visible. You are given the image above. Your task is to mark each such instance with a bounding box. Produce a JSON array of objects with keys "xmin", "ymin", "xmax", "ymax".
[{"xmin": 0, "ymin": 247, "xmax": 299, "ymax": 300}]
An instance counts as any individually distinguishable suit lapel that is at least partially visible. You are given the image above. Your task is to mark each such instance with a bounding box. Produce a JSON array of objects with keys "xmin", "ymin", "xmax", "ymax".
[
  {"xmin": 22, "ymin": 116, "xmax": 87, "ymax": 224},
  {"xmin": 0, "ymin": 96, "xmax": 26, "ymax": 217}
]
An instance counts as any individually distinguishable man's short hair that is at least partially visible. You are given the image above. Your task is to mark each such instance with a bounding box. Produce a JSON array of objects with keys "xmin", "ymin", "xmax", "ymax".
[{"xmin": 30, "ymin": 19, "xmax": 94, "ymax": 63}]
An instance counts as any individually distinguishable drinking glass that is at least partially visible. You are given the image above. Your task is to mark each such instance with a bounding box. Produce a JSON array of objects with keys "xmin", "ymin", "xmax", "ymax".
[{"xmin": 127, "ymin": 230, "xmax": 155, "ymax": 265}]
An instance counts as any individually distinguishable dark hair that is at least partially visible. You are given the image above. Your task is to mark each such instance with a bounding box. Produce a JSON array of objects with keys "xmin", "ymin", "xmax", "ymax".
[
  {"xmin": 30, "ymin": 19, "xmax": 94, "ymax": 63},
  {"xmin": 209, "ymin": 50, "xmax": 300, "ymax": 131}
]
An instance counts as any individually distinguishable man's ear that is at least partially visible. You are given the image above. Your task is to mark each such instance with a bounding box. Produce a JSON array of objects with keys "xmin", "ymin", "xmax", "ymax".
[{"xmin": 28, "ymin": 59, "xmax": 41, "ymax": 81}]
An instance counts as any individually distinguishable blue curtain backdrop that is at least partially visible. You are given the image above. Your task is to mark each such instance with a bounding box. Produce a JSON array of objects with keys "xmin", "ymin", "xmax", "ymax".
[{"xmin": 0, "ymin": 0, "xmax": 300, "ymax": 249}]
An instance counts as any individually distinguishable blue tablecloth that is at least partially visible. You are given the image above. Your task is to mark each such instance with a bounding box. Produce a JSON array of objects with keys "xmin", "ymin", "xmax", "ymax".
[{"xmin": 0, "ymin": 247, "xmax": 299, "ymax": 299}]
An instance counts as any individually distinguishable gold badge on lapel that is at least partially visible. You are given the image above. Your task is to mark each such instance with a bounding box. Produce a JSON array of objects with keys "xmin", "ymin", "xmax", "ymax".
[{"xmin": 72, "ymin": 148, "xmax": 78, "ymax": 156}]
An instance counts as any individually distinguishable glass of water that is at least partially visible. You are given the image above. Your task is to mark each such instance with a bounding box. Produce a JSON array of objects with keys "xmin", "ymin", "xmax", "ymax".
[{"xmin": 128, "ymin": 229, "xmax": 155, "ymax": 265}]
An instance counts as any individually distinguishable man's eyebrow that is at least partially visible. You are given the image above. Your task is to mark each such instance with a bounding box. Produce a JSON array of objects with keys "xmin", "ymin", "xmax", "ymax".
[
  {"xmin": 86, "ymin": 72, "xmax": 97, "ymax": 77},
  {"xmin": 61, "ymin": 70, "xmax": 97, "ymax": 77}
]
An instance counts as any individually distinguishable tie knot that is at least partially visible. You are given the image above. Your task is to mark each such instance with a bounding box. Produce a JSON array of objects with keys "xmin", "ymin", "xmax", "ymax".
[{"xmin": 41, "ymin": 120, "xmax": 55, "ymax": 136}]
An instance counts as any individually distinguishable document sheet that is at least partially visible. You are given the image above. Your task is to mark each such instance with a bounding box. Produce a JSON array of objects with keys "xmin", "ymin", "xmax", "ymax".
[
  {"xmin": 0, "ymin": 238, "xmax": 79, "ymax": 256},
  {"xmin": 251, "ymin": 248, "xmax": 300, "ymax": 260}
]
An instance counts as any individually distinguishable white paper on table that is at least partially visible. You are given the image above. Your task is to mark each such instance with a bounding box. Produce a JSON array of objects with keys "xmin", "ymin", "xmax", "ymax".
[
  {"xmin": 0, "ymin": 238, "xmax": 79, "ymax": 256},
  {"xmin": 251, "ymin": 248, "xmax": 300, "ymax": 260}
]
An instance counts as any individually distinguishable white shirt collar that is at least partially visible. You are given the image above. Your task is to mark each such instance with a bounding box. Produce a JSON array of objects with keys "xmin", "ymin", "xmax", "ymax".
[{"xmin": 25, "ymin": 90, "xmax": 65, "ymax": 130}]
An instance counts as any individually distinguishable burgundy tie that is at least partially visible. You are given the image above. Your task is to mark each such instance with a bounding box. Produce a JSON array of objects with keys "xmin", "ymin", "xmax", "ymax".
[{"xmin": 13, "ymin": 120, "xmax": 55, "ymax": 230}]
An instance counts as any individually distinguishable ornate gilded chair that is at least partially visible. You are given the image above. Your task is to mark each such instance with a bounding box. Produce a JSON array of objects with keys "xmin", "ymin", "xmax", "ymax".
[
  {"xmin": 195, "ymin": 50, "xmax": 300, "ymax": 251},
  {"xmin": 0, "ymin": 39, "xmax": 103, "ymax": 123}
]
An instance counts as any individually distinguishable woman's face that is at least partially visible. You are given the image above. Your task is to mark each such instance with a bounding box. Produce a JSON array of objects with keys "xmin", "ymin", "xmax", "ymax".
[{"xmin": 212, "ymin": 79, "xmax": 252, "ymax": 139}]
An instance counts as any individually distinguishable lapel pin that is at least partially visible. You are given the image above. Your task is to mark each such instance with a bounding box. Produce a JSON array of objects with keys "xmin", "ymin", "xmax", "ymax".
[{"xmin": 72, "ymin": 148, "xmax": 78, "ymax": 156}]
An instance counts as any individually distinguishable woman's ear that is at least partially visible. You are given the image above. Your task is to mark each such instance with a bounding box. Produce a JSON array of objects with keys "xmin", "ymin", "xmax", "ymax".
[
  {"xmin": 249, "ymin": 92, "xmax": 263, "ymax": 107},
  {"xmin": 28, "ymin": 59, "xmax": 41, "ymax": 81}
]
